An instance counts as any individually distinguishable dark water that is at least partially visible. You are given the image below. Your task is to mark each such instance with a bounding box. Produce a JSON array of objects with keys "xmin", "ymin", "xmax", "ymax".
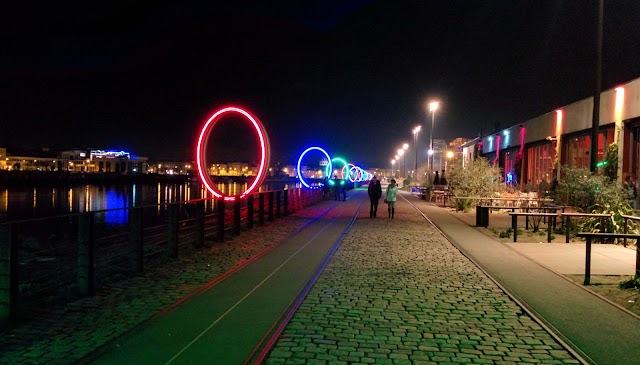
[{"xmin": 0, "ymin": 181, "xmax": 299, "ymax": 224}]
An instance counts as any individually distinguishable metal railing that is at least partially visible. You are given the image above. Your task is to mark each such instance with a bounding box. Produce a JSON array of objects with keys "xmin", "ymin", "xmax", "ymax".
[{"xmin": 0, "ymin": 187, "xmax": 323, "ymax": 328}]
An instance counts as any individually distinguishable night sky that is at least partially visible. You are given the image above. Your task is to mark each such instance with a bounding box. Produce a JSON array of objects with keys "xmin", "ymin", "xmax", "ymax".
[{"xmin": 2, "ymin": 1, "xmax": 640, "ymax": 168}]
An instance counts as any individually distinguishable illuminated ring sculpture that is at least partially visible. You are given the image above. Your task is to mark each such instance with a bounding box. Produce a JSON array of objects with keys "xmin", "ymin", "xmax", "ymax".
[
  {"xmin": 356, "ymin": 167, "xmax": 364, "ymax": 182},
  {"xmin": 347, "ymin": 165, "xmax": 358, "ymax": 183},
  {"xmin": 196, "ymin": 106, "xmax": 270, "ymax": 201},
  {"xmin": 297, "ymin": 147, "xmax": 332, "ymax": 189},
  {"xmin": 331, "ymin": 157, "xmax": 348, "ymax": 179}
]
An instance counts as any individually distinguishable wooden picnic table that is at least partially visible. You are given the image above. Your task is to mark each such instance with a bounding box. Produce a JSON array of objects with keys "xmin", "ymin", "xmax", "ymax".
[
  {"xmin": 452, "ymin": 196, "xmax": 554, "ymax": 208},
  {"xmin": 508, "ymin": 212, "xmax": 558, "ymax": 242},
  {"xmin": 621, "ymin": 214, "xmax": 640, "ymax": 247},
  {"xmin": 577, "ymin": 232, "xmax": 640, "ymax": 284},
  {"xmin": 561, "ymin": 213, "xmax": 612, "ymax": 243}
]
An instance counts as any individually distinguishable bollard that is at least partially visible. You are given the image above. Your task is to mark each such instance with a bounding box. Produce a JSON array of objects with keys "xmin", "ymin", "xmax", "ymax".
[
  {"xmin": 0, "ymin": 223, "xmax": 18, "ymax": 327},
  {"xmin": 268, "ymin": 191, "xmax": 274, "ymax": 222},
  {"xmin": 167, "ymin": 203, "xmax": 179, "ymax": 258},
  {"xmin": 283, "ymin": 190, "xmax": 289, "ymax": 216},
  {"xmin": 258, "ymin": 193, "xmax": 265, "ymax": 225},
  {"xmin": 233, "ymin": 196, "xmax": 241, "ymax": 236},
  {"xmin": 77, "ymin": 213, "xmax": 95, "ymax": 296},
  {"xmin": 216, "ymin": 198, "xmax": 225, "ymax": 242},
  {"xmin": 128, "ymin": 207, "xmax": 144, "ymax": 274},
  {"xmin": 247, "ymin": 195, "xmax": 254, "ymax": 229},
  {"xmin": 512, "ymin": 214, "xmax": 518, "ymax": 242},
  {"xmin": 276, "ymin": 191, "xmax": 281, "ymax": 218},
  {"xmin": 196, "ymin": 200, "xmax": 205, "ymax": 247}
]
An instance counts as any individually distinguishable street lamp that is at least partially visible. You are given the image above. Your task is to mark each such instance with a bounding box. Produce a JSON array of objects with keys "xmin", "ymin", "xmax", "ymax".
[
  {"xmin": 446, "ymin": 150, "xmax": 454, "ymax": 170},
  {"xmin": 391, "ymin": 159, "xmax": 396, "ymax": 179},
  {"xmin": 397, "ymin": 148, "xmax": 405, "ymax": 178},
  {"xmin": 428, "ymin": 101, "xmax": 439, "ymax": 173},
  {"xmin": 402, "ymin": 143, "xmax": 409, "ymax": 179},
  {"xmin": 413, "ymin": 126, "xmax": 421, "ymax": 177}
]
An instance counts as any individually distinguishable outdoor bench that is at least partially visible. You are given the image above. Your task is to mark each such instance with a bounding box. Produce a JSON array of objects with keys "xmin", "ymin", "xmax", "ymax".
[
  {"xmin": 621, "ymin": 214, "xmax": 640, "ymax": 247},
  {"xmin": 508, "ymin": 212, "xmax": 558, "ymax": 242},
  {"xmin": 576, "ymin": 232, "xmax": 640, "ymax": 285},
  {"xmin": 561, "ymin": 213, "xmax": 612, "ymax": 243}
]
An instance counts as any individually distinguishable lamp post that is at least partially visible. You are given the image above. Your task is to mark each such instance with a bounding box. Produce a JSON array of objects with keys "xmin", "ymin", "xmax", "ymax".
[
  {"xmin": 397, "ymin": 148, "xmax": 406, "ymax": 178},
  {"xmin": 391, "ymin": 159, "xmax": 396, "ymax": 179},
  {"xmin": 428, "ymin": 101, "xmax": 439, "ymax": 173},
  {"xmin": 413, "ymin": 126, "xmax": 421, "ymax": 177},
  {"xmin": 402, "ymin": 143, "xmax": 409, "ymax": 178}
]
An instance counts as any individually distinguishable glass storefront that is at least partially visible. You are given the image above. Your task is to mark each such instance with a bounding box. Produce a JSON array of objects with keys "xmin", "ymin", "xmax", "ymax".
[
  {"xmin": 562, "ymin": 129, "xmax": 612, "ymax": 169},
  {"xmin": 526, "ymin": 143, "xmax": 554, "ymax": 189}
]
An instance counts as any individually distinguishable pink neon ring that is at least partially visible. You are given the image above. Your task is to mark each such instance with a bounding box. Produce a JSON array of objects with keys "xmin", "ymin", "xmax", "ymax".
[{"xmin": 196, "ymin": 106, "xmax": 270, "ymax": 201}]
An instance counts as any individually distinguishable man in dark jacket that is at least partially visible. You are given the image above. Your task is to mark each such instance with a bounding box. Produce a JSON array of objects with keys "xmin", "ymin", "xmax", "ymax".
[{"xmin": 367, "ymin": 176, "xmax": 382, "ymax": 217}]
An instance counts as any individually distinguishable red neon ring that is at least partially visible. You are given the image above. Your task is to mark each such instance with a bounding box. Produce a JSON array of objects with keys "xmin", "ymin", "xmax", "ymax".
[{"xmin": 196, "ymin": 106, "xmax": 270, "ymax": 201}]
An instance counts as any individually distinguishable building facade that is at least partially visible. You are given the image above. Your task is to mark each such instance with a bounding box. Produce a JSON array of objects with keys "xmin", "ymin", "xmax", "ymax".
[{"xmin": 462, "ymin": 76, "xmax": 640, "ymax": 190}]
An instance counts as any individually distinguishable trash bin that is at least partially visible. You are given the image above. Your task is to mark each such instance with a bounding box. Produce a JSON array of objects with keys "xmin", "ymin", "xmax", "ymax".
[{"xmin": 476, "ymin": 205, "xmax": 489, "ymax": 228}]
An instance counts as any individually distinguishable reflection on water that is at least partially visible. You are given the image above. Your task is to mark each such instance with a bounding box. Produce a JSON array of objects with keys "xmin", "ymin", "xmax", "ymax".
[{"xmin": 0, "ymin": 181, "xmax": 298, "ymax": 224}]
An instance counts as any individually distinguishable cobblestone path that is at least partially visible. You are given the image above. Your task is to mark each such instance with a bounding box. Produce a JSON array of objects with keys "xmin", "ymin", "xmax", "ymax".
[{"xmin": 266, "ymin": 201, "xmax": 580, "ymax": 365}]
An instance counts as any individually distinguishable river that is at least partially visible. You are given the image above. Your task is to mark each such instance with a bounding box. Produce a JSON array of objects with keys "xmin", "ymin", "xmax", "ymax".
[{"xmin": 0, "ymin": 181, "xmax": 300, "ymax": 224}]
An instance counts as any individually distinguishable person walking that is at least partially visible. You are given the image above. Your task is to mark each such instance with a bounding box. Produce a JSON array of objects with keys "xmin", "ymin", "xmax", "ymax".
[
  {"xmin": 624, "ymin": 175, "xmax": 637, "ymax": 209},
  {"xmin": 367, "ymin": 176, "xmax": 382, "ymax": 218},
  {"xmin": 332, "ymin": 175, "xmax": 340, "ymax": 201},
  {"xmin": 386, "ymin": 178, "xmax": 398, "ymax": 219}
]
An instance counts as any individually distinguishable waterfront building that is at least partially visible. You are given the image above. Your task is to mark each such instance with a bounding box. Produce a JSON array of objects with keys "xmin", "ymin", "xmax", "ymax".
[
  {"xmin": 206, "ymin": 162, "xmax": 258, "ymax": 177},
  {"xmin": 461, "ymin": 75, "xmax": 640, "ymax": 191}
]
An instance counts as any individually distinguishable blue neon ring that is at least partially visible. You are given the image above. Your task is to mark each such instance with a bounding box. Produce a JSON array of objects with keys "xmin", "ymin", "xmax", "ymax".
[{"xmin": 297, "ymin": 147, "xmax": 332, "ymax": 189}]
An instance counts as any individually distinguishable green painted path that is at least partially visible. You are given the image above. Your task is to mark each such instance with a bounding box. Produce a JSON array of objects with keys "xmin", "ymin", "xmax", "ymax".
[{"xmin": 90, "ymin": 193, "xmax": 365, "ymax": 365}]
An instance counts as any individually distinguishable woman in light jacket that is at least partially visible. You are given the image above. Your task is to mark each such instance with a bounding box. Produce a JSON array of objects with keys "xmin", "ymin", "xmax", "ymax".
[{"xmin": 386, "ymin": 179, "xmax": 398, "ymax": 219}]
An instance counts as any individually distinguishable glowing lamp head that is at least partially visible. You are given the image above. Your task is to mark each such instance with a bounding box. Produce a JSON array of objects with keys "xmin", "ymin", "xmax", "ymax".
[
  {"xmin": 429, "ymin": 101, "xmax": 439, "ymax": 112},
  {"xmin": 402, "ymin": 143, "xmax": 409, "ymax": 150},
  {"xmin": 428, "ymin": 149, "xmax": 434, "ymax": 156},
  {"xmin": 447, "ymin": 151, "xmax": 454, "ymax": 159},
  {"xmin": 397, "ymin": 149, "xmax": 404, "ymax": 156}
]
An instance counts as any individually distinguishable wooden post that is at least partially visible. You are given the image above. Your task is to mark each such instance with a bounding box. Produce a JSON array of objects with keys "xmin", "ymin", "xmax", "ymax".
[
  {"xmin": 258, "ymin": 193, "xmax": 265, "ymax": 225},
  {"xmin": 167, "ymin": 203, "xmax": 179, "ymax": 258},
  {"xmin": 512, "ymin": 214, "xmax": 518, "ymax": 242},
  {"xmin": 268, "ymin": 191, "xmax": 274, "ymax": 222},
  {"xmin": 247, "ymin": 195, "xmax": 254, "ymax": 229},
  {"xmin": 0, "ymin": 223, "xmax": 18, "ymax": 327},
  {"xmin": 276, "ymin": 190, "xmax": 281, "ymax": 218},
  {"xmin": 547, "ymin": 217, "xmax": 552, "ymax": 243},
  {"xmin": 585, "ymin": 237, "xmax": 592, "ymax": 285},
  {"xmin": 565, "ymin": 216, "xmax": 571, "ymax": 243},
  {"xmin": 216, "ymin": 198, "xmax": 225, "ymax": 242},
  {"xmin": 233, "ymin": 196, "xmax": 241, "ymax": 236},
  {"xmin": 195, "ymin": 200, "xmax": 205, "ymax": 247},
  {"xmin": 128, "ymin": 207, "xmax": 144, "ymax": 274},
  {"xmin": 77, "ymin": 213, "xmax": 95, "ymax": 296},
  {"xmin": 283, "ymin": 190, "xmax": 289, "ymax": 215}
]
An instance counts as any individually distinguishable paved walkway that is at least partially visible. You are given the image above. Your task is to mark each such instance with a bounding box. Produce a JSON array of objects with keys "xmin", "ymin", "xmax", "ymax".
[
  {"xmin": 1, "ymin": 190, "xmax": 638, "ymax": 364},
  {"xmin": 265, "ymin": 192, "xmax": 581, "ymax": 364},
  {"xmin": 410, "ymin": 194, "xmax": 640, "ymax": 364}
]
